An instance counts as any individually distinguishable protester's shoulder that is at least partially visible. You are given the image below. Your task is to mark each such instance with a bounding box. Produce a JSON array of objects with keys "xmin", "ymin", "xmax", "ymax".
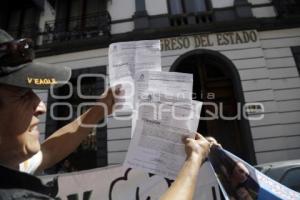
[
  {"xmin": 0, "ymin": 189, "xmax": 54, "ymax": 200},
  {"xmin": 0, "ymin": 165, "xmax": 58, "ymax": 198}
]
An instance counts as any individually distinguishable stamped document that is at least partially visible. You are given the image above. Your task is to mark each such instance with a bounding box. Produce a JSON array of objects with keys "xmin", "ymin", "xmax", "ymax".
[
  {"xmin": 134, "ymin": 70, "xmax": 197, "ymax": 132},
  {"xmin": 108, "ymin": 40, "xmax": 161, "ymax": 111},
  {"xmin": 125, "ymin": 71, "xmax": 203, "ymax": 179},
  {"xmin": 135, "ymin": 71, "xmax": 193, "ymax": 103}
]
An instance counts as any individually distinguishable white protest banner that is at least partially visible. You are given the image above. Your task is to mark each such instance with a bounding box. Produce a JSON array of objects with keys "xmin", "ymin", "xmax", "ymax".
[{"xmin": 40, "ymin": 164, "xmax": 221, "ymax": 200}]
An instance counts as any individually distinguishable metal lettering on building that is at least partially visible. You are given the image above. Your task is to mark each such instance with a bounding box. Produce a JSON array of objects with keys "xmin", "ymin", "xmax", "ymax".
[{"xmin": 160, "ymin": 30, "xmax": 258, "ymax": 51}]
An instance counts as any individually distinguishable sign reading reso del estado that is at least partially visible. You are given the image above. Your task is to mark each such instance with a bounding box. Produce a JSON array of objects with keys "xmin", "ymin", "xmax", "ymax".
[{"xmin": 160, "ymin": 30, "xmax": 258, "ymax": 51}]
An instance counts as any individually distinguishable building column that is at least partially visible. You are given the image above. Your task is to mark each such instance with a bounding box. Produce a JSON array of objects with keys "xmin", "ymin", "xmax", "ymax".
[
  {"xmin": 133, "ymin": 0, "xmax": 149, "ymax": 30},
  {"xmin": 234, "ymin": 0, "xmax": 253, "ymax": 18}
]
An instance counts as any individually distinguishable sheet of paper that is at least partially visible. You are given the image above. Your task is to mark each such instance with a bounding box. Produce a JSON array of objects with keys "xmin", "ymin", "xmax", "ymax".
[
  {"xmin": 131, "ymin": 70, "xmax": 196, "ymax": 135},
  {"xmin": 124, "ymin": 112, "xmax": 201, "ymax": 180},
  {"xmin": 135, "ymin": 71, "xmax": 193, "ymax": 104},
  {"xmin": 137, "ymin": 70, "xmax": 198, "ymax": 130},
  {"xmin": 108, "ymin": 40, "xmax": 161, "ymax": 111},
  {"xmin": 125, "ymin": 119, "xmax": 188, "ymax": 179},
  {"xmin": 125, "ymin": 71, "xmax": 203, "ymax": 179},
  {"xmin": 136, "ymin": 95, "xmax": 202, "ymax": 132},
  {"xmin": 129, "ymin": 70, "xmax": 195, "ymax": 137}
]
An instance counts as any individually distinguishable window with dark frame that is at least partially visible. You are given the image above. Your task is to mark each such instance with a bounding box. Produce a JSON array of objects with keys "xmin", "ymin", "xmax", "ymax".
[
  {"xmin": 291, "ymin": 46, "xmax": 300, "ymax": 75},
  {"xmin": 56, "ymin": 0, "xmax": 107, "ymax": 31},
  {"xmin": 167, "ymin": 0, "xmax": 208, "ymax": 15},
  {"xmin": 273, "ymin": 0, "xmax": 300, "ymax": 16},
  {"xmin": 43, "ymin": 0, "xmax": 110, "ymax": 43},
  {"xmin": 167, "ymin": 0, "xmax": 212, "ymax": 26},
  {"xmin": 0, "ymin": 4, "xmax": 40, "ymax": 41},
  {"xmin": 168, "ymin": 0, "xmax": 184, "ymax": 15}
]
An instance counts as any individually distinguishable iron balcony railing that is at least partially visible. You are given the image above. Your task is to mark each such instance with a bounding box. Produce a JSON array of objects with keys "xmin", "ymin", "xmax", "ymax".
[
  {"xmin": 6, "ymin": 25, "xmax": 39, "ymax": 43},
  {"xmin": 42, "ymin": 11, "xmax": 111, "ymax": 44},
  {"xmin": 169, "ymin": 11, "xmax": 214, "ymax": 27}
]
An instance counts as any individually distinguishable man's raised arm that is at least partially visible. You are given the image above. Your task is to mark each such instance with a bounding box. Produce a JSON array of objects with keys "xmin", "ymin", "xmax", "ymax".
[
  {"xmin": 37, "ymin": 86, "xmax": 121, "ymax": 172},
  {"xmin": 160, "ymin": 133, "xmax": 212, "ymax": 200}
]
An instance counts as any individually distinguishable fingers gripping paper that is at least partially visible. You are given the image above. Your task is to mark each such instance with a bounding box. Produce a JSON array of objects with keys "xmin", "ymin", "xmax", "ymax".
[{"xmin": 124, "ymin": 71, "xmax": 203, "ymax": 180}]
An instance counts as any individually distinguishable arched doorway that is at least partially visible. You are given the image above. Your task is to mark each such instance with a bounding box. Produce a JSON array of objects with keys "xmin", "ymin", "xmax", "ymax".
[{"xmin": 170, "ymin": 49, "xmax": 256, "ymax": 164}]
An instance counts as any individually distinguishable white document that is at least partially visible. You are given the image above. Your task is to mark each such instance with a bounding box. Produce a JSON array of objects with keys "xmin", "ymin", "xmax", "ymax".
[
  {"xmin": 124, "ymin": 109, "xmax": 201, "ymax": 180},
  {"xmin": 137, "ymin": 95, "xmax": 202, "ymax": 133},
  {"xmin": 130, "ymin": 70, "xmax": 194, "ymax": 138},
  {"xmin": 134, "ymin": 70, "xmax": 196, "ymax": 132},
  {"xmin": 108, "ymin": 40, "xmax": 161, "ymax": 111},
  {"xmin": 135, "ymin": 71, "xmax": 193, "ymax": 103},
  {"xmin": 125, "ymin": 71, "xmax": 204, "ymax": 179}
]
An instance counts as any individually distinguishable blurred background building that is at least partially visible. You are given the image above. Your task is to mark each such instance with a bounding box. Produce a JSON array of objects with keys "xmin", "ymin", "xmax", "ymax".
[{"xmin": 1, "ymin": 0, "xmax": 300, "ymax": 173}]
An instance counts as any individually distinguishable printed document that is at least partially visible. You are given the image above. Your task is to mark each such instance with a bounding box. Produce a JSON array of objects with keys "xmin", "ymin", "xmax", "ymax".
[
  {"xmin": 124, "ymin": 109, "xmax": 201, "ymax": 180},
  {"xmin": 108, "ymin": 40, "xmax": 161, "ymax": 111},
  {"xmin": 125, "ymin": 71, "xmax": 203, "ymax": 179},
  {"xmin": 135, "ymin": 70, "xmax": 193, "ymax": 103}
]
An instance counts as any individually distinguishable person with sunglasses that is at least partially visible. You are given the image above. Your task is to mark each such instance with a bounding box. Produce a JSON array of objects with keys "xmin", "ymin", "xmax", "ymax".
[{"xmin": 0, "ymin": 29, "xmax": 120, "ymax": 199}]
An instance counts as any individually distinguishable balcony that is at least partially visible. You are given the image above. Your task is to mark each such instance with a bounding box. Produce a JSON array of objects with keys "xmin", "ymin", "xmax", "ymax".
[
  {"xmin": 6, "ymin": 25, "xmax": 40, "ymax": 43},
  {"xmin": 41, "ymin": 11, "xmax": 111, "ymax": 45},
  {"xmin": 169, "ymin": 11, "xmax": 214, "ymax": 27}
]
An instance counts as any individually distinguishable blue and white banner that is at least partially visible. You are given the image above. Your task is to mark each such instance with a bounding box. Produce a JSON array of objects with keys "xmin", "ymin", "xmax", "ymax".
[{"xmin": 209, "ymin": 148, "xmax": 300, "ymax": 200}]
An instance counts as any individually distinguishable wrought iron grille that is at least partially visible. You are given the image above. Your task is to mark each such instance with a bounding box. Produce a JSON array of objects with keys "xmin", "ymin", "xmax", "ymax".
[
  {"xmin": 6, "ymin": 25, "xmax": 39, "ymax": 43},
  {"xmin": 169, "ymin": 12, "xmax": 214, "ymax": 27},
  {"xmin": 42, "ymin": 11, "xmax": 111, "ymax": 44}
]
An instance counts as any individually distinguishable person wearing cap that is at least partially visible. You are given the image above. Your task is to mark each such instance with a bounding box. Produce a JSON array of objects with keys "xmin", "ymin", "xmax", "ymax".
[
  {"xmin": 0, "ymin": 29, "xmax": 120, "ymax": 199},
  {"xmin": 0, "ymin": 29, "xmax": 219, "ymax": 200}
]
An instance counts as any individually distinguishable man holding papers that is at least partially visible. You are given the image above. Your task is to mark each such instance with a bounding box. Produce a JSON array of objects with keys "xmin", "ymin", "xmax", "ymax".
[{"xmin": 0, "ymin": 31, "xmax": 123, "ymax": 199}]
